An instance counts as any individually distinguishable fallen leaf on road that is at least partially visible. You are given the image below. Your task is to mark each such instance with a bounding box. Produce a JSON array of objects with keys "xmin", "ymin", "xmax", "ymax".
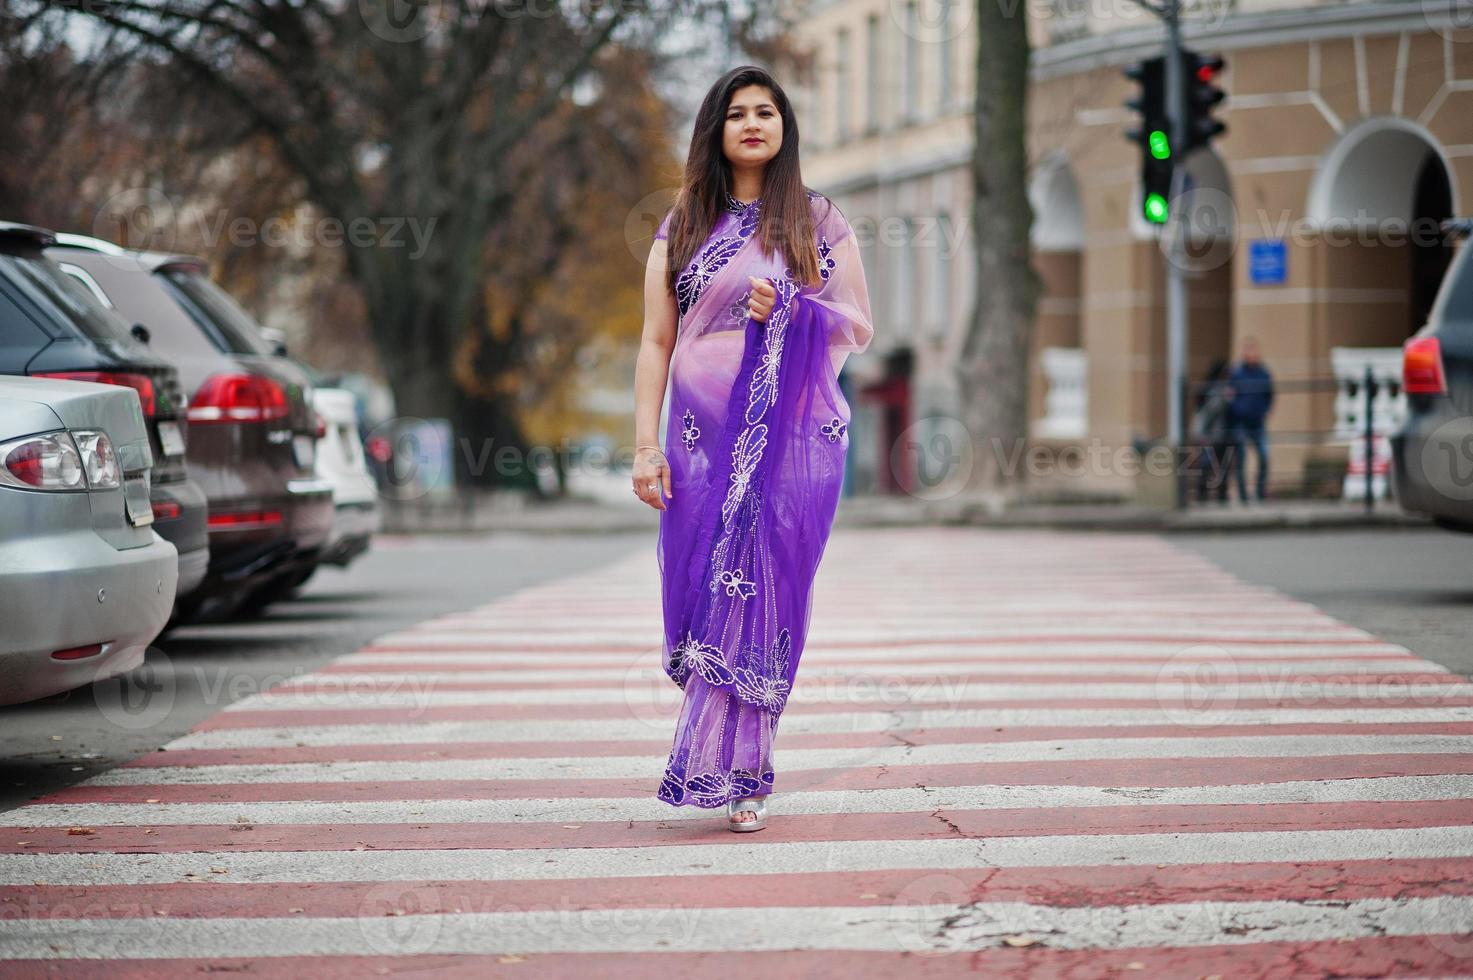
[
  {"xmin": 209, "ymin": 867, "xmax": 228, "ymax": 874},
  {"xmin": 65, "ymin": 828, "xmax": 94, "ymax": 836},
  {"xmin": 561, "ymin": 825, "xmax": 581, "ymax": 829},
  {"xmin": 289, "ymin": 908, "xmax": 305, "ymax": 914},
  {"xmin": 1001, "ymin": 935, "xmax": 1040, "ymax": 948},
  {"xmin": 497, "ymin": 955, "xmax": 526, "ymax": 964},
  {"xmin": 145, "ymin": 799, "xmax": 161, "ymax": 804}
]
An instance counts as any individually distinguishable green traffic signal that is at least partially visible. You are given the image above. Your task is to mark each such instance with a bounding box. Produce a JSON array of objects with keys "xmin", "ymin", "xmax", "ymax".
[
  {"xmin": 1149, "ymin": 129, "xmax": 1170, "ymax": 160},
  {"xmin": 1144, "ymin": 193, "xmax": 1169, "ymax": 224}
]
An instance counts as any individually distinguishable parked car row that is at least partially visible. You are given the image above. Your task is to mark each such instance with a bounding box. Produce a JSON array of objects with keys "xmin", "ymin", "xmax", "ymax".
[{"xmin": 0, "ymin": 221, "xmax": 380, "ymax": 706}]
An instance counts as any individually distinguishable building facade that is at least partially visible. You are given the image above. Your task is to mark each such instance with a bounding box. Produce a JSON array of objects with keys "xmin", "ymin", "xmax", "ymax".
[{"xmin": 789, "ymin": 0, "xmax": 1473, "ymax": 499}]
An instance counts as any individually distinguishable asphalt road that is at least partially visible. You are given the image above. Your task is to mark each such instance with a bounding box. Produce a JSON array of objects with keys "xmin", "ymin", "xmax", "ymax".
[
  {"xmin": 2, "ymin": 523, "xmax": 1468, "ymax": 815},
  {"xmin": 1175, "ymin": 525, "xmax": 1473, "ymax": 680}
]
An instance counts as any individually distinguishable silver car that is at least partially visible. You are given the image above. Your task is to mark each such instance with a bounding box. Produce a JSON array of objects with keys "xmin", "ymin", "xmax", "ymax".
[{"xmin": 0, "ymin": 376, "xmax": 177, "ymax": 706}]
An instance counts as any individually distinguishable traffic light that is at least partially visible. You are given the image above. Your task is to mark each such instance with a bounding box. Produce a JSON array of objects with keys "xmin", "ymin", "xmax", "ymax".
[
  {"xmin": 1182, "ymin": 49, "xmax": 1227, "ymax": 153},
  {"xmin": 1123, "ymin": 56, "xmax": 1172, "ymax": 225}
]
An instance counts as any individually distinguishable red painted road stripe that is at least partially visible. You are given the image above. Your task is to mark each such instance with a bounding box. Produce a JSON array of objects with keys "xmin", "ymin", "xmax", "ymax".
[
  {"xmin": 197, "ymin": 695, "xmax": 1473, "ymax": 729},
  {"xmin": 37, "ymin": 753, "xmax": 1473, "ymax": 805},
  {"xmin": 365, "ymin": 633, "xmax": 1388, "ymax": 653},
  {"xmin": 317, "ymin": 651, "xmax": 1428, "ymax": 672},
  {"xmin": 6, "ymin": 936, "xmax": 1472, "ymax": 979},
  {"xmin": 5, "ymin": 858, "xmax": 1471, "ymax": 919},
  {"xmin": 276, "ymin": 671, "xmax": 1465, "ymax": 694},
  {"xmin": 7, "ymin": 799, "xmax": 1472, "ymax": 854},
  {"xmin": 123, "ymin": 721, "xmax": 1473, "ymax": 768}
]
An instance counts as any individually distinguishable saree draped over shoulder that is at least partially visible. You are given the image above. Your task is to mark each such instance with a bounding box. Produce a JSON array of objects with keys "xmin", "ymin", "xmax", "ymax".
[{"xmin": 653, "ymin": 190, "xmax": 874, "ymax": 808}]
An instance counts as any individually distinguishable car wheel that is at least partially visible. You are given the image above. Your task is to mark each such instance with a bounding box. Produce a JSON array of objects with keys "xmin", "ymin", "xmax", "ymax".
[
  {"xmin": 281, "ymin": 563, "xmax": 318, "ymax": 594},
  {"xmin": 235, "ymin": 566, "xmax": 315, "ymax": 617}
]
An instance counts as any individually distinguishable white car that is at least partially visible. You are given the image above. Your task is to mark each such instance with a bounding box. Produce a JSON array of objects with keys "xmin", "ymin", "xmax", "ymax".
[
  {"xmin": 0, "ymin": 376, "xmax": 177, "ymax": 705},
  {"xmin": 310, "ymin": 385, "xmax": 380, "ymax": 569}
]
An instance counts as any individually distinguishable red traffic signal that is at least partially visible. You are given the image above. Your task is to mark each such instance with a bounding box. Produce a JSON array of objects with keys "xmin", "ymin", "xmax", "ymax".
[{"xmin": 1182, "ymin": 49, "xmax": 1227, "ymax": 153}]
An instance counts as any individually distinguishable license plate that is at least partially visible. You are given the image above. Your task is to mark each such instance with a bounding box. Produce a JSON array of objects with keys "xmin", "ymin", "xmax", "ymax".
[
  {"xmin": 292, "ymin": 434, "xmax": 316, "ymax": 469},
  {"xmin": 156, "ymin": 420, "xmax": 186, "ymax": 457},
  {"xmin": 124, "ymin": 474, "xmax": 153, "ymax": 527}
]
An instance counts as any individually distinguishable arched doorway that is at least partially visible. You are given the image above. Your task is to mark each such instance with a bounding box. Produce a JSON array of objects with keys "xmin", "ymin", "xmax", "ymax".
[
  {"xmin": 1175, "ymin": 147, "xmax": 1237, "ymax": 392},
  {"xmin": 1304, "ymin": 118, "xmax": 1458, "ymax": 499},
  {"xmin": 1307, "ymin": 117, "xmax": 1459, "ymax": 347},
  {"xmin": 1027, "ymin": 155, "xmax": 1087, "ymax": 442}
]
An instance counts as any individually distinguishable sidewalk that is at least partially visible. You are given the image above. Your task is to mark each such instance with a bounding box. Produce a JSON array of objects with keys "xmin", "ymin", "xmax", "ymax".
[{"xmin": 378, "ymin": 483, "xmax": 1430, "ymax": 536}]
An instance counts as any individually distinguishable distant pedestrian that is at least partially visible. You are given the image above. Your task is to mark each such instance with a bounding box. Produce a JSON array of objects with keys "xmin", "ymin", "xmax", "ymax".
[
  {"xmin": 1190, "ymin": 358, "xmax": 1232, "ymax": 504},
  {"xmin": 1225, "ymin": 337, "xmax": 1274, "ymax": 502}
]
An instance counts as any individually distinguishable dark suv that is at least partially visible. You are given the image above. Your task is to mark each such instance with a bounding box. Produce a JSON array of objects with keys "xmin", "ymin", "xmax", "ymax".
[
  {"xmin": 48, "ymin": 236, "xmax": 333, "ymax": 619},
  {"xmin": 1391, "ymin": 218, "xmax": 1473, "ymax": 531},
  {"xmin": 0, "ymin": 223, "xmax": 209, "ymax": 605}
]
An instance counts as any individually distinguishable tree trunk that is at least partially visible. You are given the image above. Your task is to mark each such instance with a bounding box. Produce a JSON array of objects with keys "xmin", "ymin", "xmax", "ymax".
[{"xmin": 957, "ymin": 0, "xmax": 1041, "ymax": 511}]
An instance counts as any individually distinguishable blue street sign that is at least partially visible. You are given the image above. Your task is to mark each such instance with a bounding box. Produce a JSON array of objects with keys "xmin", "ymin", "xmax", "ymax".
[{"xmin": 1249, "ymin": 239, "xmax": 1287, "ymax": 285}]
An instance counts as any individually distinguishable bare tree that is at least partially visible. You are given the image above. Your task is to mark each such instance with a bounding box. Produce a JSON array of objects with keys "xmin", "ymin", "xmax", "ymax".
[
  {"xmin": 39, "ymin": 0, "xmax": 673, "ymax": 488},
  {"xmin": 957, "ymin": 0, "xmax": 1040, "ymax": 506}
]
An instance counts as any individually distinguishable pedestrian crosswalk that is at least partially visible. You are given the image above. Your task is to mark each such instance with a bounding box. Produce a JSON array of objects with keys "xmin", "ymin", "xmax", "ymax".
[{"xmin": 2, "ymin": 528, "xmax": 1472, "ymax": 974}]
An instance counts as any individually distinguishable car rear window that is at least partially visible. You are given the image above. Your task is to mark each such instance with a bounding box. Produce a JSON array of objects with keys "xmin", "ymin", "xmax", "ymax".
[
  {"xmin": 157, "ymin": 268, "xmax": 275, "ymax": 356},
  {"xmin": 0, "ymin": 253, "xmax": 135, "ymax": 345}
]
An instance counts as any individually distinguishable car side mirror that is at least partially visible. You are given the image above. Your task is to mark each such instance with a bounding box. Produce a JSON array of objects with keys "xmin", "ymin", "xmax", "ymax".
[{"xmin": 130, "ymin": 323, "xmax": 151, "ymax": 345}]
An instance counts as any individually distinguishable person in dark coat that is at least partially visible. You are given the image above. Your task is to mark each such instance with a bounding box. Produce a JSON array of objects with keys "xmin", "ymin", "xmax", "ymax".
[
  {"xmin": 1191, "ymin": 358, "xmax": 1232, "ymax": 504},
  {"xmin": 1225, "ymin": 337, "xmax": 1274, "ymax": 502}
]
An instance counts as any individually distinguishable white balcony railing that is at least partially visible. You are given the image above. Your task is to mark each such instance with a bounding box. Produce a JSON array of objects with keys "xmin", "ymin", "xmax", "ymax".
[{"xmin": 1032, "ymin": 346, "xmax": 1088, "ymax": 440}]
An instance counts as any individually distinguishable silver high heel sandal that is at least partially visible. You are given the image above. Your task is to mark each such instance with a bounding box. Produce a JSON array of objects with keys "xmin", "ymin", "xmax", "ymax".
[{"xmin": 726, "ymin": 796, "xmax": 767, "ymax": 832}]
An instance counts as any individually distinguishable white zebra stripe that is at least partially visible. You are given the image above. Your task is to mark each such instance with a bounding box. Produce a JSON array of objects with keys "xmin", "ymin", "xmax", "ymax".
[
  {"xmin": 84, "ymin": 734, "xmax": 1473, "ymax": 785},
  {"xmin": 3, "ymin": 827, "xmax": 1472, "ymax": 886},
  {"xmin": 224, "ymin": 680, "xmax": 1473, "ymax": 711},
  {"xmin": 166, "ymin": 706, "xmax": 1473, "ymax": 749},
  {"xmin": 8, "ymin": 774, "xmax": 1472, "ymax": 828},
  {"xmin": 0, "ymin": 896, "xmax": 1466, "ymax": 958}
]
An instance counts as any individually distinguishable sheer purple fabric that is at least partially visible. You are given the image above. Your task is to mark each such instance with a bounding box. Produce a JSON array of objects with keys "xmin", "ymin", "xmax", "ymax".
[{"xmin": 652, "ymin": 190, "xmax": 874, "ymax": 808}]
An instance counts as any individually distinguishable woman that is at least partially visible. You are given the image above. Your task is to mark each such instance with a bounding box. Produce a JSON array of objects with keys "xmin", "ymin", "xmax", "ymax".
[{"xmin": 630, "ymin": 66, "xmax": 873, "ymax": 832}]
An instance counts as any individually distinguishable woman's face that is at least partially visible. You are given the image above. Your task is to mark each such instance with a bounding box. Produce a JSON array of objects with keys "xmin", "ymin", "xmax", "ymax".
[{"xmin": 722, "ymin": 84, "xmax": 782, "ymax": 172}]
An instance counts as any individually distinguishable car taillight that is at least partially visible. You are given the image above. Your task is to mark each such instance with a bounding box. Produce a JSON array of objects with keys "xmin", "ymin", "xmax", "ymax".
[
  {"xmin": 33, "ymin": 371, "xmax": 157, "ymax": 418},
  {"xmin": 0, "ymin": 432, "xmax": 85, "ymax": 490},
  {"xmin": 72, "ymin": 430, "xmax": 121, "ymax": 489},
  {"xmin": 52, "ymin": 643, "xmax": 106, "ymax": 661},
  {"xmin": 314, "ymin": 412, "xmax": 327, "ymax": 439},
  {"xmin": 152, "ymin": 500, "xmax": 182, "ymax": 521},
  {"xmin": 1404, "ymin": 336, "xmax": 1447, "ymax": 395},
  {"xmin": 188, "ymin": 373, "xmax": 290, "ymax": 424},
  {"xmin": 207, "ymin": 509, "xmax": 284, "ymax": 529}
]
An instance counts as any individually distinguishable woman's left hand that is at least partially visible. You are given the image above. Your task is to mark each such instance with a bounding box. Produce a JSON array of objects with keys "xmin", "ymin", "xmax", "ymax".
[{"xmin": 747, "ymin": 276, "xmax": 776, "ymax": 323}]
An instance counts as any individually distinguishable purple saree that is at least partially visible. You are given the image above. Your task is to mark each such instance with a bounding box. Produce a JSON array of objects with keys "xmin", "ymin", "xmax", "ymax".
[{"xmin": 653, "ymin": 190, "xmax": 874, "ymax": 808}]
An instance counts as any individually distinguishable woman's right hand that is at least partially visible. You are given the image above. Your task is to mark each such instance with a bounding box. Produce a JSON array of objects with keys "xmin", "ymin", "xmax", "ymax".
[{"xmin": 633, "ymin": 447, "xmax": 672, "ymax": 511}]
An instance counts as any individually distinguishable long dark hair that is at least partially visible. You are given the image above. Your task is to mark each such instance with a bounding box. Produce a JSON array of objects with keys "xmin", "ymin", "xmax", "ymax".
[{"xmin": 664, "ymin": 65, "xmax": 823, "ymax": 294}]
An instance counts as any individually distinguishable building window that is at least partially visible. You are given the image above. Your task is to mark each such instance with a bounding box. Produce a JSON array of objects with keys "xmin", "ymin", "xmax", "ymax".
[
  {"xmin": 891, "ymin": 217, "xmax": 916, "ymax": 341},
  {"xmin": 903, "ymin": 2, "xmax": 919, "ymax": 123},
  {"xmin": 836, "ymin": 27, "xmax": 851, "ymax": 143},
  {"xmin": 930, "ymin": 213, "xmax": 954, "ymax": 341},
  {"xmin": 865, "ymin": 13, "xmax": 881, "ymax": 133},
  {"xmin": 938, "ymin": 1, "xmax": 954, "ymax": 113}
]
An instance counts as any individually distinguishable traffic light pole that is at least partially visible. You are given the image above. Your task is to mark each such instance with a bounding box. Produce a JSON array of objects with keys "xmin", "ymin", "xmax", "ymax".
[
  {"xmin": 1163, "ymin": 0, "xmax": 1189, "ymax": 509},
  {"xmin": 1127, "ymin": 0, "xmax": 1190, "ymax": 506}
]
